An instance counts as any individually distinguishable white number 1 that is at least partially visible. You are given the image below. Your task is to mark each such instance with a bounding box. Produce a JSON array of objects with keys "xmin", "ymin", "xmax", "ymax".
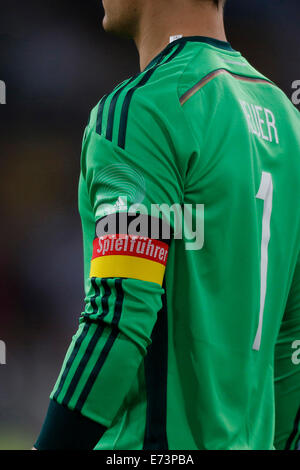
[{"xmin": 253, "ymin": 172, "xmax": 273, "ymax": 351}]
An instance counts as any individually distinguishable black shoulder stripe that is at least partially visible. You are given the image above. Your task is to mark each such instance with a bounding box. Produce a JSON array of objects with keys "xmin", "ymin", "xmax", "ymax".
[
  {"xmin": 96, "ymin": 94, "xmax": 109, "ymax": 135},
  {"xmin": 164, "ymin": 41, "xmax": 185, "ymax": 64},
  {"xmin": 118, "ymin": 42, "xmax": 185, "ymax": 150},
  {"xmin": 105, "ymin": 76, "xmax": 137, "ymax": 142},
  {"xmin": 117, "ymin": 72, "xmax": 157, "ymax": 149}
]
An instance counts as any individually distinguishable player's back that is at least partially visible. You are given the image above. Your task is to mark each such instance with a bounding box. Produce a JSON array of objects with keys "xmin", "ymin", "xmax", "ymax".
[
  {"xmin": 121, "ymin": 37, "xmax": 300, "ymax": 450},
  {"xmin": 77, "ymin": 37, "xmax": 300, "ymax": 450},
  {"xmin": 157, "ymin": 37, "xmax": 300, "ymax": 450}
]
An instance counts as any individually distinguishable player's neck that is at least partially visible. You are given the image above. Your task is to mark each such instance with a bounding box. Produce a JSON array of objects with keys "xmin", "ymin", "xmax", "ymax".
[{"xmin": 134, "ymin": 3, "xmax": 227, "ymax": 71}]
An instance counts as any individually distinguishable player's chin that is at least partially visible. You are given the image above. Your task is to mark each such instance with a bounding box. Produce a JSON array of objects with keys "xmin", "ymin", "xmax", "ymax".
[
  {"xmin": 102, "ymin": 14, "xmax": 112, "ymax": 32},
  {"xmin": 102, "ymin": 17, "xmax": 133, "ymax": 38}
]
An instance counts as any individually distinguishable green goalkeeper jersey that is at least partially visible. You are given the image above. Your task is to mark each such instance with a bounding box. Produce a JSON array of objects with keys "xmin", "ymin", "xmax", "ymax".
[{"xmin": 50, "ymin": 36, "xmax": 300, "ymax": 450}]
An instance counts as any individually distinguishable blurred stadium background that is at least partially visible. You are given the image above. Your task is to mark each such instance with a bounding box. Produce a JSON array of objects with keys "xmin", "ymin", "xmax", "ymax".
[{"xmin": 0, "ymin": 0, "xmax": 299, "ymax": 449}]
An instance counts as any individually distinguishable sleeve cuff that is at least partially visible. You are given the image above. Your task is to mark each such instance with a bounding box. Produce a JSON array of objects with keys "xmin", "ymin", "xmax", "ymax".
[{"xmin": 34, "ymin": 399, "xmax": 107, "ymax": 450}]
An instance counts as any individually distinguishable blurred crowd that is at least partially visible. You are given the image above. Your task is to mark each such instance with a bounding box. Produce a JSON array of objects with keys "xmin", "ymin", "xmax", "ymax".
[{"xmin": 0, "ymin": 0, "xmax": 299, "ymax": 449}]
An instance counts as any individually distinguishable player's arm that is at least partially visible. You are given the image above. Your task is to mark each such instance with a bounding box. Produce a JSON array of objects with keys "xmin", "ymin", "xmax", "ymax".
[
  {"xmin": 34, "ymin": 92, "xmax": 189, "ymax": 450},
  {"xmin": 274, "ymin": 250, "xmax": 300, "ymax": 450}
]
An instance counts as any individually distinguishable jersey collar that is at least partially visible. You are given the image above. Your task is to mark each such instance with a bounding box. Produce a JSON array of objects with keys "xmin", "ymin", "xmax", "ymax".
[{"xmin": 145, "ymin": 36, "xmax": 235, "ymax": 70}]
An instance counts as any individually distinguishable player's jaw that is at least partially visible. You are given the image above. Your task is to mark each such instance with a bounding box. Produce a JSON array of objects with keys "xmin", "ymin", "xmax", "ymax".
[{"xmin": 102, "ymin": 0, "xmax": 141, "ymax": 38}]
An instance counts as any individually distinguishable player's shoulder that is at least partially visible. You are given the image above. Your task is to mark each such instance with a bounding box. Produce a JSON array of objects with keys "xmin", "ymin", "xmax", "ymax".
[
  {"xmin": 87, "ymin": 37, "xmax": 299, "ymax": 138},
  {"xmin": 175, "ymin": 38, "xmax": 299, "ymax": 122},
  {"xmin": 87, "ymin": 37, "xmax": 299, "ymax": 140},
  {"xmin": 86, "ymin": 76, "xmax": 133, "ymax": 130},
  {"xmin": 176, "ymin": 40, "xmax": 276, "ymax": 104},
  {"xmin": 85, "ymin": 53, "xmax": 187, "ymax": 145},
  {"xmin": 86, "ymin": 38, "xmax": 201, "ymax": 130}
]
